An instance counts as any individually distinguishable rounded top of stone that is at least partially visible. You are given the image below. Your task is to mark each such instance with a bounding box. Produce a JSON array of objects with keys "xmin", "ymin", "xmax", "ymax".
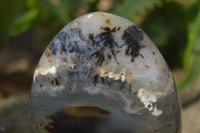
[{"xmin": 34, "ymin": 12, "xmax": 170, "ymax": 92}]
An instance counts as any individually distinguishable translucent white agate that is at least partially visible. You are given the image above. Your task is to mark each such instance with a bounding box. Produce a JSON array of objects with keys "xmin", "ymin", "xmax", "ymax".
[{"xmin": 30, "ymin": 12, "xmax": 181, "ymax": 133}]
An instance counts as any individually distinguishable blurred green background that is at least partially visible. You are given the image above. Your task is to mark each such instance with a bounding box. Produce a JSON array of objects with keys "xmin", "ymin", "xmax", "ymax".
[{"xmin": 0, "ymin": 0, "xmax": 200, "ymax": 132}]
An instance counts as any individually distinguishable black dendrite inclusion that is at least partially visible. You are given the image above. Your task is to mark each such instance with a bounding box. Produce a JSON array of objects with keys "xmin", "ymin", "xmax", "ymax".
[
  {"xmin": 122, "ymin": 25, "xmax": 144, "ymax": 60},
  {"xmin": 89, "ymin": 27, "xmax": 120, "ymax": 66}
]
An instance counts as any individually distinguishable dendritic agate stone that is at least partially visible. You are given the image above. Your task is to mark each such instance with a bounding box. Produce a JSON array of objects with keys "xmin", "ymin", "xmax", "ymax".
[{"xmin": 30, "ymin": 12, "xmax": 181, "ymax": 133}]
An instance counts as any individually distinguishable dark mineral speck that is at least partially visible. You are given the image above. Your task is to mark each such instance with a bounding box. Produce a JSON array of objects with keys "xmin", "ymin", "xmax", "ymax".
[
  {"xmin": 50, "ymin": 78, "xmax": 61, "ymax": 86},
  {"xmin": 40, "ymin": 84, "xmax": 43, "ymax": 87}
]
